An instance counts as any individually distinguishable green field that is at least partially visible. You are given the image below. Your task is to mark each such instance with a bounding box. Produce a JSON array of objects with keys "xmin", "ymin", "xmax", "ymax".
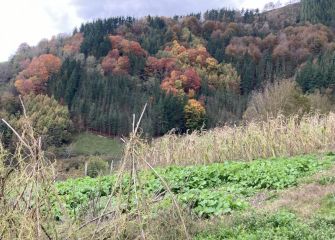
[
  {"xmin": 70, "ymin": 132, "xmax": 123, "ymax": 156},
  {"xmin": 56, "ymin": 154, "xmax": 335, "ymax": 215},
  {"xmin": 52, "ymin": 154, "xmax": 335, "ymax": 239}
]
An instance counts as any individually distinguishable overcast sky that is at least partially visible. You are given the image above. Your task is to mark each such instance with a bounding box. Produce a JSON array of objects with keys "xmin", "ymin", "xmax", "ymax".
[{"xmin": 0, "ymin": 0, "xmax": 271, "ymax": 62}]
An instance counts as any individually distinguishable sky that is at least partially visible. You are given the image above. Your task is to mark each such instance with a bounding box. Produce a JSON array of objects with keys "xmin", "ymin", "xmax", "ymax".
[{"xmin": 0, "ymin": 0, "xmax": 271, "ymax": 62}]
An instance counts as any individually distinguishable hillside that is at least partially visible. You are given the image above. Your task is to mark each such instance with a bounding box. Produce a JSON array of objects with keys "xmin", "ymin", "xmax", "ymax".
[
  {"xmin": 264, "ymin": 2, "xmax": 301, "ymax": 28},
  {"xmin": 0, "ymin": 0, "xmax": 334, "ymax": 144}
]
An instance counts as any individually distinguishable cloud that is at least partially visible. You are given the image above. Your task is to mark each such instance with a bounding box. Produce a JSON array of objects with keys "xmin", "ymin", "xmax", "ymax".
[
  {"xmin": 71, "ymin": 0, "xmax": 238, "ymax": 20},
  {"xmin": 41, "ymin": 0, "xmax": 83, "ymax": 33},
  {"xmin": 240, "ymin": 0, "xmax": 270, "ymax": 10},
  {"xmin": 0, "ymin": 0, "xmax": 83, "ymax": 62}
]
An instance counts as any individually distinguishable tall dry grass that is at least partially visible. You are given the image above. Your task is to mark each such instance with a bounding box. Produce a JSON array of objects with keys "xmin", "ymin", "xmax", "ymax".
[
  {"xmin": 138, "ymin": 113, "xmax": 335, "ymax": 167},
  {"xmin": 0, "ymin": 110, "xmax": 63, "ymax": 239},
  {"xmin": 0, "ymin": 102, "xmax": 191, "ymax": 239}
]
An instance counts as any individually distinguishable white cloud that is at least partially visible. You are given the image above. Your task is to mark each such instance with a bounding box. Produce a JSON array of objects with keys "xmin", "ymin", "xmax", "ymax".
[
  {"xmin": 0, "ymin": 0, "xmax": 82, "ymax": 62},
  {"xmin": 240, "ymin": 0, "xmax": 270, "ymax": 10},
  {"xmin": 71, "ymin": 0, "xmax": 237, "ymax": 19}
]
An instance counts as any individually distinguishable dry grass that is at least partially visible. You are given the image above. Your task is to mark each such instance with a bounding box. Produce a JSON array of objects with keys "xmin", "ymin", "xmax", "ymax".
[
  {"xmin": 254, "ymin": 165, "xmax": 335, "ymax": 217},
  {"xmin": 0, "ymin": 102, "xmax": 192, "ymax": 240},
  {"xmin": 0, "ymin": 107, "xmax": 63, "ymax": 239},
  {"xmin": 263, "ymin": 183, "xmax": 335, "ymax": 217},
  {"xmin": 138, "ymin": 113, "xmax": 335, "ymax": 167}
]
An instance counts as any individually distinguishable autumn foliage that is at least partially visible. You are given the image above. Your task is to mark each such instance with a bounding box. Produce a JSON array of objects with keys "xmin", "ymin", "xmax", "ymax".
[
  {"xmin": 184, "ymin": 99, "xmax": 206, "ymax": 130},
  {"xmin": 63, "ymin": 33, "xmax": 84, "ymax": 55},
  {"xmin": 159, "ymin": 41, "xmax": 241, "ymax": 95},
  {"xmin": 226, "ymin": 24, "xmax": 334, "ymax": 64},
  {"xmin": 109, "ymin": 35, "xmax": 147, "ymax": 57},
  {"xmin": 8, "ymin": 4, "xmax": 334, "ymax": 137},
  {"xmin": 164, "ymin": 41, "xmax": 212, "ymax": 68},
  {"xmin": 101, "ymin": 35, "xmax": 147, "ymax": 75},
  {"xmin": 15, "ymin": 54, "xmax": 61, "ymax": 94},
  {"xmin": 101, "ymin": 49, "xmax": 130, "ymax": 75},
  {"xmin": 161, "ymin": 68, "xmax": 201, "ymax": 97},
  {"xmin": 145, "ymin": 56, "xmax": 177, "ymax": 77},
  {"xmin": 226, "ymin": 36, "xmax": 263, "ymax": 62}
]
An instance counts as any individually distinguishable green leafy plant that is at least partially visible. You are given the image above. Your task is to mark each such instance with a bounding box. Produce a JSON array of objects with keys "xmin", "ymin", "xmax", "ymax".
[
  {"xmin": 86, "ymin": 156, "xmax": 109, "ymax": 178},
  {"xmin": 55, "ymin": 155, "xmax": 334, "ymax": 219}
]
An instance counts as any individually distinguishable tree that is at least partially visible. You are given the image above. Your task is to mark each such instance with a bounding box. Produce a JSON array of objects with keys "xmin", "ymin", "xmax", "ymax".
[
  {"xmin": 0, "ymin": 93, "xmax": 21, "ymax": 148},
  {"xmin": 161, "ymin": 68, "xmax": 201, "ymax": 97},
  {"xmin": 63, "ymin": 33, "xmax": 84, "ymax": 56},
  {"xmin": 101, "ymin": 36, "xmax": 147, "ymax": 76},
  {"xmin": 101, "ymin": 49, "xmax": 130, "ymax": 75},
  {"xmin": 301, "ymin": 0, "xmax": 335, "ymax": 26},
  {"xmin": 18, "ymin": 94, "xmax": 73, "ymax": 147},
  {"xmin": 145, "ymin": 57, "xmax": 177, "ymax": 77},
  {"xmin": 0, "ymin": 62, "xmax": 13, "ymax": 84},
  {"xmin": 184, "ymin": 99, "xmax": 206, "ymax": 131},
  {"xmin": 108, "ymin": 35, "xmax": 147, "ymax": 57},
  {"xmin": 15, "ymin": 54, "xmax": 61, "ymax": 94},
  {"xmin": 296, "ymin": 52, "xmax": 335, "ymax": 92},
  {"xmin": 160, "ymin": 41, "xmax": 241, "ymax": 96}
]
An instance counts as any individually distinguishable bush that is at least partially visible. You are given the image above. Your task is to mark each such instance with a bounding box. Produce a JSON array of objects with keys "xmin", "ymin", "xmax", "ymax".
[
  {"xmin": 243, "ymin": 79, "xmax": 310, "ymax": 121},
  {"xmin": 86, "ymin": 156, "xmax": 109, "ymax": 178},
  {"xmin": 18, "ymin": 94, "xmax": 73, "ymax": 148}
]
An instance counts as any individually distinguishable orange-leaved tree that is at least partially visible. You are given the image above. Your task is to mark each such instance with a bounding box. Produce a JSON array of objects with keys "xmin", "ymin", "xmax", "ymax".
[
  {"xmin": 101, "ymin": 49, "xmax": 130, "ymax": 75},
  {"xmin": 161, "ymin": 67, "xmax": 201, "ymax": 97},
  {"xmin": 63, "ymin": 33, "xmax": 84, "ymax": 55},
  {"xmin": 15, "ymin": 54, "xmax": 61, "ymax": 94}
]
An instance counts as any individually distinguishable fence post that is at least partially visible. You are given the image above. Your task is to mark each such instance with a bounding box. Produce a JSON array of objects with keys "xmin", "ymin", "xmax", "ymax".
[
  {"xmin": 110, "ymin": 160, "xmax": 114, "ymax": 174},
  {"xmin": 84, "ymin": 161, "xmax": 88, "ymax": 176}
]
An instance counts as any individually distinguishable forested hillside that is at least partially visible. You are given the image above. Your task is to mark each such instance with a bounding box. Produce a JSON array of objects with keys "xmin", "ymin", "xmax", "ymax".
[{"xmin": 1, "ymin": 0, "xmax": 335, "ymax": 144}]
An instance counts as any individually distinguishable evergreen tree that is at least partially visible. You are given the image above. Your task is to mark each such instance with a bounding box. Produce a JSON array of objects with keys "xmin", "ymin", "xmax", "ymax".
[
  {"xmin": 301, "ymin": 0, "xmax": 335, "ymax": 26},
  {"xmin": 296, "ymin": 52, "xmax": 335, "ymax": 92}
]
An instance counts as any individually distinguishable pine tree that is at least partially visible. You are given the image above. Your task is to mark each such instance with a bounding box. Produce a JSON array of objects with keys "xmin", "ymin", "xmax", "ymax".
[{"xmin": 301, "ymin": 0, "xmax": 335, "ymax": 26}]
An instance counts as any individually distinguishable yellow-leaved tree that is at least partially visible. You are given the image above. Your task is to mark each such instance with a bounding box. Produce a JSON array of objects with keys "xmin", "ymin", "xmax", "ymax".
[{"xmin": 184, "ymin": 99, "xmax": 206, "ymax": 131}]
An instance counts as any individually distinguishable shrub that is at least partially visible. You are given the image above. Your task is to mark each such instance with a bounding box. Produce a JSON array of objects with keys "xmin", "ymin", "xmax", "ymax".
[
  {"xmin": 20, "ymin": 94, "xmax": 73, "ymax": 147},
  {"xmin": 243, "ymin": 79, "xmax": 310, "ymax": 121},
  {"xmin": 86, "ymin": 156, "xmax": 109, "ymax": 178}
]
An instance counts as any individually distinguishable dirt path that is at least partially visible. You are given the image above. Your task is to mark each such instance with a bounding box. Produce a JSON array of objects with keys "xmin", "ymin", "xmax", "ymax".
[{"xmin": 251, "ymin": 166, "xmax": 335, "ymax": 217}]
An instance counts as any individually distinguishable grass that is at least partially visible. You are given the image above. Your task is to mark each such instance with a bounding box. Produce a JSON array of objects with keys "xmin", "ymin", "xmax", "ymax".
[
  {"xmin": 195, "ymin": 182, "xmax": 335, "ymax": 240},
  {"xmin": 70, "ymin": 132, "xmax": 123, "ymax": 156},
  {"xmin": 195, "ymin": 210, "xmax": 335, "ymax": 240},
  {"xmin": 55, "ymin": 132, "xmax": 123, "ymax": 179},
  {"xmin": 138, "ymin": 113, "xmax": 335, "ymax": 167},
  {"xmin": 319, "ymin": 194, "xmax": 335, "ymax": 219}
]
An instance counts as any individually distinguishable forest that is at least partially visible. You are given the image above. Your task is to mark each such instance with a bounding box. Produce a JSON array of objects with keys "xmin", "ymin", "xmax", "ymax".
[{"xmin": 0, "ymin": 0, "xmax": 334, "ymax": 147}]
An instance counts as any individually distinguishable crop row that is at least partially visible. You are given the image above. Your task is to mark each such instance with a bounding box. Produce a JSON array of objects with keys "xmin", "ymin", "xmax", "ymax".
[{"xmin": 55, "ymin": 155, "xmax": 335, "ymax": 218}]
